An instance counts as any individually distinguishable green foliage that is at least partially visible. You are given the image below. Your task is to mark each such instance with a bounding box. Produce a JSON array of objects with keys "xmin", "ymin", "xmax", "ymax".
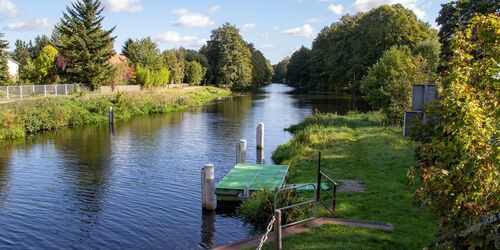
[
  {"xmin": 203, "ymin": 23, "xmax": 253, "ymax": 89},
  {"xmin": 122, "ymin": 37, "xmax": 164, "ymax": 71},
  {"xmin": 272, "ymin": 57, "xmax": 290, "ymax": 83},
  {"xmin": 410, "ymin": 14, "xmax": 499, "ymax": 248},
  {"xmin": 135, "ymin": 65, "xmax": 170, "ymax": 87},
  {"xmin": 184, "ymin": 61, "xmax": 204, "ymax": 85},
  {"xmin": 238, "ymin": 189, "xmax": 309, "ymax": 226},
  {"xmin": 287, "ymin": 4, "xmax": 436, "ymax": 93},
  {"xmin": 436, "ymin": 0, "xmax": 499, "ymax": 66},
  {"xmin": 413, "ymin": 39, "xmax": 441, "ymax": 73},
  {"xmin": 287, "ymin": 47, "xmax": 311, "ymax": 88},
  {"xmin": 0, "ymin": 87, "xmax": 230, "ymax": 140},
  {"xmin": 162, "ymin": 49, "xmax": 185, "ymax": 84},
  {"xmin": 248, "ymin": 44, "xmax": 270, "ymax": 86},
  {"xmin": 0, "ymin": 32, "xmax": 10, "ymax": 85},
  {"xmin": 33, "ymin": 45, "xmax": 58, "ymax": 84},
  {"xmin": 360, "ymin": 46, "xmax": 433, "ymax": 124},
  {"xmin": 55, "ymin": 0, "xmax": 116, "ymax": 90}
]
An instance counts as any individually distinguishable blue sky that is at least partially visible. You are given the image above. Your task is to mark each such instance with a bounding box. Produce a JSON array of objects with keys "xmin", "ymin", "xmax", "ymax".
[{"xmin": 0, "ymin": 0, "xmax": 449, "ymax": 63}]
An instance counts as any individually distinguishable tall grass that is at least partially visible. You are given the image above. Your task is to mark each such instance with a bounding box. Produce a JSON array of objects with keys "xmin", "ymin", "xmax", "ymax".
[{"xmin": 0, "ymin": 86, "xmax": 230, "ymax": 140}]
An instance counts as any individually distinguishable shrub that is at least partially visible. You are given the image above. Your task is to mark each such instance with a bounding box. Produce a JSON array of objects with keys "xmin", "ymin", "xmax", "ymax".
[
  {"xmin": 409, "ymin": 14, "xmax": 499, "ymax": 248},
  {"xmin": 238, "ymin": 189, "xmax": 310, "ymax": 227}
]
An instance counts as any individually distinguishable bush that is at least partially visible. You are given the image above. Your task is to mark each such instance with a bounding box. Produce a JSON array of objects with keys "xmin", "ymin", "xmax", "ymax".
[
  {"xmin": 135, "ymin": 65, "xmax": 170, "ymax": 87},
  {"xmin": 238, "ymin": 189, "xmax": 310, "ymax": 226},
  {"xmin": 409, "ymin": 14, "xmax": 499, "ymax": 248},
  {"xmin": 360, "ymin": 46, "xmax": 434, "ymax": 124}
]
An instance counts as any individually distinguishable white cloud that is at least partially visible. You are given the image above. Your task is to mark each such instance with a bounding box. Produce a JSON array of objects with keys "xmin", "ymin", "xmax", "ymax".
[
  {"xmin": 0, "ymin": 0, "xmax": 22, "ymax": 19},
  {"xmin": 240, "ymin": 23, "xmax": 256, "ymax": 32},
  {"xmin": 3, "ymin": 18, "xmax": 52, "ymax": 32},
  {"xmin": 327, "ymin": 4, "xmax": 344, "ymax": 15},
  {"xmin": 283, "ymin": 24, "xmax": 315, "ymax": 38},
  {"xmin": 304, "ymin": 17, "xmax": 325, "ymax": 23},
  {"xmin": 352, "ymin": 0, "xmax": 426, "ymax": 19},
  {"xmin": 105, "ymin": 0, "xmax": 143, "ymax": 13},
  {"xmin": 172, "ymin": 8, "xmax": 215, "ymax": 28},
  {"xmin": 156, "ymin": 31, "xmax": 206, "ymax": 48},
  {"xmin": 259, "ymin": 44, "xmax": 276, "ymax": 51},
  {"xmin": 208, "ymin": 5, "xmax": 220, "ymax": 14},
  {"xmin": 259, "ymin": 33, "xmax": 270, "ymax": 39}
]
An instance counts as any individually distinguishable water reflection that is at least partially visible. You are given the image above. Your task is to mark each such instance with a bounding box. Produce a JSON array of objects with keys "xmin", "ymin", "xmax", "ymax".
[{"xmin": 0, "ymin": 84, "xmax": 370, "ymax": 249}]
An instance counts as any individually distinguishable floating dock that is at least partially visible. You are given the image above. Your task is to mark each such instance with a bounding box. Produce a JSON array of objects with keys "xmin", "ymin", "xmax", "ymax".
[{"xmin": 216, "ymin": 163, "xmax": 289, "ymax": 201}]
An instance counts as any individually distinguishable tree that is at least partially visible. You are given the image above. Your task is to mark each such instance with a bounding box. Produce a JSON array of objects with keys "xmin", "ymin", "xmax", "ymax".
[
  {"xmin": 0, "ymin": 33, "xmax": 10, "ymax": 85},
  {"xmin": 203, "ymin": 23, "xmax": 253, "ymax": 89},
  {"xmin": 436, "ymin": 0, "xmax": 499, "ymax": 65},
  {"xmin": 287, "ymin": 46, "xmax": 311, "ymax": 88},
  {"xmin": 265, "ymin": 60, "xmax": 274, "ymax": 84},
  {"xmin": 162, "ymin": 49, "xmax": 185, "ymax": 84},
  {"xmin": 135, "ymin": 65, "xmax": 169, "ymax": 88},
  {"xmin": 13, "ymin": 40, "xmax": 31, "ymax": 67},
  {"xmin": 29, "ymin": 35, "xmax": 51, "ymax": 59},
  {"xmin": 410, "ymin": 14, "xmax": 499, "ymax": 247},
  {"xmin": 248, "ymin": 44, "xmax": 268, "ymax": 86},
  {"xmin": 413, "ymin": 39, "xmax": 441, "ymax": 73},
  {"xmin": 55, "ymin": 0, "xmax": 116, "ymax": 89},
  {"xmin": 272, "ymin": 57, "xmax": 290, "ymax": 83},
  {"xmin": 122, "ymin": 37, "xmax": 164, "ymax": 70},
  {"xmin": 360, "ymin": 46, "xmax": 432, "ymax": 124},
  {"xmin": 184, "ymin": 61, "xmax": 204, "ymax": 85},
  {"xmin": 33, "ymin": 45, "xmax": 58, "ymax": 84}
]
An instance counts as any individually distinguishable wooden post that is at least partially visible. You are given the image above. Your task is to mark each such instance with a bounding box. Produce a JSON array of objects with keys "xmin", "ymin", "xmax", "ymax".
[
  {"xmin": 201, "ymin": 164, "xmax": 216, "ymax": 210},
  {"xmin": 108, "ymin": 107, "xmax": 114, "ymax": 124},
  {"xmin": 257, "ymin": 123, "xmax": 264, "ymax": 149},
  {"xmin": 256, "ymin": 148, "xmax": 264, "ymax": 164},
  {"xmin": 274, "ymin": 209, "xmax": 282, "ymax": 250},
  {"xmin": 244, "ymin": 185, "xmax": 250, "ymax": 198},
  {"xmin": 237, "ymin": 139, "xmax": 247, "ymax": 164}
]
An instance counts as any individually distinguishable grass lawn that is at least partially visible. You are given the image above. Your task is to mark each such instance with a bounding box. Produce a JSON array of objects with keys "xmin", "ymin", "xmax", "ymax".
[{"xmin": 265, "ymin": 112, "xmax": 439, "ymax": 249}]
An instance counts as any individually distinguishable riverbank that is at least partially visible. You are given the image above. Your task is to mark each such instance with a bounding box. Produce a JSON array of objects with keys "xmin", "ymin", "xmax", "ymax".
[
  {"xmin": 0, "ymin": 86, "xmax": 230, "ymax": 140},
  {"xmin": 267, "ymin": 112, "xmax": 438, "ymax": 249}
]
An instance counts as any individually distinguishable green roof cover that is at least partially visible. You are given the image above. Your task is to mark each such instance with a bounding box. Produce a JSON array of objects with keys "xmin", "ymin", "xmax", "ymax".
[{"xmin": 216, "ymin": 163, "xmax": 289, "ymax": 191}]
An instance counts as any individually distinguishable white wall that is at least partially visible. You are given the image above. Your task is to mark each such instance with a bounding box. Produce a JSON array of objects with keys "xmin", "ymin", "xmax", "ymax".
[{"xmin": 7, "ymin": 59, "xmax": 19, "ymax": 78}]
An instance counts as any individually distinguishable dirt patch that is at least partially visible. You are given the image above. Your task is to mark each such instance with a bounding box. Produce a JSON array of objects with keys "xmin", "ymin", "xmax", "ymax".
[{"xmin": 337, "ymin": 180, "xmax": 365, "ymax": 193}]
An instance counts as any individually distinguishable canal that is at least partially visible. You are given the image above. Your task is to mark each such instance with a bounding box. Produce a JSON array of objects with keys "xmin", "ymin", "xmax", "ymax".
[{"xmin": 0, "ymin": 84, "xmax": 368, "ymax": 249}]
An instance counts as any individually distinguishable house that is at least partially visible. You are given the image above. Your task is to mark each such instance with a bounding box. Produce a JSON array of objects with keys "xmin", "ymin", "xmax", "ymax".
[{"xmin": 7, "ymin": 57, "xmax": 19, "ymax": 80}]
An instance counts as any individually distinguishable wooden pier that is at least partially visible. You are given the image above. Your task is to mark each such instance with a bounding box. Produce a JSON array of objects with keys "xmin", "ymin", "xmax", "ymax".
[{"xmin": 215, "ymin": 163, "xmax": 289, "ymax": 201}]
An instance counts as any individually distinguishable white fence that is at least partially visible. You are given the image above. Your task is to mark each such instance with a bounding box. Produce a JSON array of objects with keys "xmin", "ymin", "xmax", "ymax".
[{"xmin": 0, "ymin": 84, "xmax": 80, "ymax": 101}]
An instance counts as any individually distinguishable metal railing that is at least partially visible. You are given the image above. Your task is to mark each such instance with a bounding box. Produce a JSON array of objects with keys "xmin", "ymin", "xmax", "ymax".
[
  {"xmin": 0, "ymin": 84, "xmax": 80, "ymax": 101},
  {"xmin": 270, "ymin": 152, "xmax": 337, "ymax": 249}
]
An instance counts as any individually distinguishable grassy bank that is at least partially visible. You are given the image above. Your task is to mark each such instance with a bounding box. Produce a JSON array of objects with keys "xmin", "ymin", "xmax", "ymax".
[
  {"xmin": 264, "ymin": 112, "xmax": 438, "ymax": 249},
  {"xmin": 0, "ymin": 86, "xmax": 230, "ymax": 140}
]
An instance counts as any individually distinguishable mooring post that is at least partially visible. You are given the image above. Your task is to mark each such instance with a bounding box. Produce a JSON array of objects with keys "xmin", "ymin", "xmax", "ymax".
[
  {"xmin": 256, "ymin": 148, "xmax": 264, "ymax": 164},
  {"xmin": 274, "ymin": 209, "xmax": 282, "ymax": 250},
  {"xmin": 108, "ymin": 107, "xmax": 114, "ymax": 124},
  {"xmin": 236, "ymin": 139, "xmax": 247, "ymax": 164},
  {"xmin": 201, "ymin": 164, "xmax": 216, "ymax": 210},
  {"xmin": 316, "ymin": 151, "xmax": 322, "ymax": 202},
  {"xmin": 256, "ymin": 123, "xmax": 264, "ymax": 149},
  {"xmin": 244, "ymin": 185, "xmax": 250, "ymax": 198}
]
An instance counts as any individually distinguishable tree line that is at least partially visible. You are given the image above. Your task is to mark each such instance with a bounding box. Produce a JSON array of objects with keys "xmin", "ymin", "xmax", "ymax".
[{"xmin": 0, "ymin": 0, "xmax": 273, "ymax": 90}]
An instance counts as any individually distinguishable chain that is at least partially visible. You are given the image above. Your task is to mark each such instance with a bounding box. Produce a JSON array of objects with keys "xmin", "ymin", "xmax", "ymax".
[{"xmin": 256, "ymin": 215, "xmax": 276, "ymax": 250}]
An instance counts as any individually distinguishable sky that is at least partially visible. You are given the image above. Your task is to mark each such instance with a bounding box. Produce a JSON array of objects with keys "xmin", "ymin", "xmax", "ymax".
[{"xmin": 0, "ymin": 0, "xmax": 449, "ymax": 64}]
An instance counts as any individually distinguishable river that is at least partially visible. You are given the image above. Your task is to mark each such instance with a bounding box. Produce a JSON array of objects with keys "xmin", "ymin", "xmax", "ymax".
[{"xmin": 0, "ymin": 84, "xmax": 368, "ymax": 249}]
